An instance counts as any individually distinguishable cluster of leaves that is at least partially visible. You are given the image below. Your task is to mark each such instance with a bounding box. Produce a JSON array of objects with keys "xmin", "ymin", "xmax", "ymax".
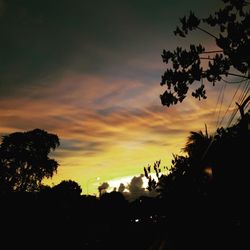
[
  {"xmin": 161, "ymin": 44, "xmax": 206, "ymax": 105},
  {"xmin": 160, "ymin": 0, "xmax": 250, "ymax": 106},
  {"xmin": 144, "ymin": 160, "xmax": 162, "ymax": 191}
]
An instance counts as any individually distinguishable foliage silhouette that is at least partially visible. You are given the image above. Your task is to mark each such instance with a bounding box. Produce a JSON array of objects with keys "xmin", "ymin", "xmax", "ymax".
[
  {"xmin": 160, "ymin": 0, "xmax": 250, "ymax": 106},
  {"xmin": 52, "ymin": 180, "xmax": 82, "ymax": 198},
  {"xmin": 0, "ymin": 126, "xmax": 247, "ymax": 249},
  {"xmin": 0, "ymin": 128, "xmax": 59, "ymax": 192},
  {"xmin": 143, "ymin": 112, "xmax": 249, "ymax": 249}
]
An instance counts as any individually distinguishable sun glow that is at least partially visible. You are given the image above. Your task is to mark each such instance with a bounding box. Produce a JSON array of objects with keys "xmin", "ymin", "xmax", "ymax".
[{"xmin": 107, "ymin": 173, "xmax": 161, "ymax": 192}]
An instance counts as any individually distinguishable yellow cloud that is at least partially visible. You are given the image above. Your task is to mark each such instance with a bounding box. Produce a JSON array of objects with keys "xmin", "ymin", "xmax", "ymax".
[{"xmin": 0, "ymin": 72, "xmax": 244, "ymax": 194}]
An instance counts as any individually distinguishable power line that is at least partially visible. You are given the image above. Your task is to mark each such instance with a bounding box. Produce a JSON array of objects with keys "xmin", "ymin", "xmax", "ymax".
[
  {"xmin": 221, "ymin": 78, "xmax": 247, "ymax": 84},
  {"xmin": 215, "ymin": 82, "xmax": 227, "ymax": 129},
  {"xmin": 238, "ymin": 81, "xmax": 249, "ymax": 105},
  {"xmin": 226, "ymin": 107, "xmax": 238, "ymax": 128},
  {"xmin": 239, "ymin": 84, "xmax": 250, "ymax": 106},
  {"xmin": 244, "ymin": 101, "xmax": 250, "ymax": 112},
  {"xmin": 213, "ymin": 82, "xmax": 225, "ymax": 129},
  {"xmin": 218, "ymin": 80, "xmax": 246, "ymax": 128},
  {"xmin": 202, "ymin": 79, "xmax": 249, "ymax": 161},
  {"xmin": 226, "ymin": 80, "xmax": 250, "ymax": 127}
]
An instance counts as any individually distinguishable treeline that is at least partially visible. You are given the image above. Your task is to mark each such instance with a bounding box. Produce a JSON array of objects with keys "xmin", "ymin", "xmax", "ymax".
[{"xmin": 0, "ymin": 188, "xmax": 165, "ymax": 249}]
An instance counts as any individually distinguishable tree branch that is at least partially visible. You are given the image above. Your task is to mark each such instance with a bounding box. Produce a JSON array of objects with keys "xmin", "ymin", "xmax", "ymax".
[
  {"xmin": 236, "ymin": 95, "xmax": 250, "ymax": 118},
  {"xmin": 201, "ymin": 71, "xmax": 250, "ymax": 80},
  {"xmin": 197, "ymin": 26, "xmax": 218, "ymax": 39},
  {"xmin": 227, "ymin": 73, "xmax": 250, "ymax": 79},
  {"xmin": 201, "ymin": 50, "xmax": 223, "ymax": 54},
  {"xmin": 200, "ymin": 57, "xmax": 214, "ymax": 60}
]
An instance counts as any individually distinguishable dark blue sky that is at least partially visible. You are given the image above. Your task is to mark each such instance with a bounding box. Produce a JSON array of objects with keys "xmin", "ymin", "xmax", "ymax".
[{"xmin": 0, "ymin": 0, "xmax": 221, "ymax": 95}]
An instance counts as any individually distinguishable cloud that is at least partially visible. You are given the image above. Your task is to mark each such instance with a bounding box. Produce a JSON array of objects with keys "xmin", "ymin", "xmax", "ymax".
[
  {"xmin": 0, "ymin": 72, "xmax": 241, "ymax": 146},
  {"xmin": 107, "ymin": 174, "xmax": 158, "ymax": 202},
  {"xmin": 0, "ymin": 0, "xmax": 165, "ymax": 95},
  {"xmin": 0, "ymin": 72, "xmax": 241, "ymax": 183},
  {"xmin": 118, "ymin": 183, "xmax": 126, "ymax": 193},
  {"xmin": 128, "ymin": 174, "xmax": 144, "ymax": 193},
  {"xmin": 52, "ymin": 139, "xmax": 105, "ymax": 158},
  {"xmin": 98, "ymin": 182, "xmax": 109, "ymax": 196},
  {"xmin": 0, "ymin": 0, "xmax": 222, "ymax": 97}
]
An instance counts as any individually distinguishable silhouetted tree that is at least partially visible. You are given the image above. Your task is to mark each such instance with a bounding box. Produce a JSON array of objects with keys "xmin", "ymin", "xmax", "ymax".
[
  {"xmin": 160, "ymin": 0, "xmax": 250, "ymax": 107},
  {"xmin": 100, "ymin": 191, "xmax": 127, "ymax": 209},
  {"xmin": 52, "ymin": 180, "xmax": 82, "ymax": 198},
  {"xmin": 0, "ymin": 129, "xmax": 59, "ymax": 192},
  {"xmin": 212, "ymin": 112, "xmax": 250, "ymax": 193},
  {"xmin": 144, "ymin": 160, "xmax": 162, "ymax": 191},
  {"xmin": 183, "ymin": 126, "xmax": 211, "ymax": 155},
  {"xmin": 142, "ymin": 113, "xmax": 249, "ymax": 249},
  {"xmin": 182, "ymin": 127, "xmax": 214, "ymax": 178}
]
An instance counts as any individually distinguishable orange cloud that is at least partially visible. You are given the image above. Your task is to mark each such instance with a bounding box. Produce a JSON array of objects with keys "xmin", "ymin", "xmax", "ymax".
[{"xmin": 0, "ymin": 72, "xmax": 243, "ymax": 194}]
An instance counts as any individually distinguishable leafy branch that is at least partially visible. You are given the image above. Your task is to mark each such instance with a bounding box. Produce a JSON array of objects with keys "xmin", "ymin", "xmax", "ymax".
[{"xmin": 160, "ymin": 0, "xmax": 250, "ymax": 107}]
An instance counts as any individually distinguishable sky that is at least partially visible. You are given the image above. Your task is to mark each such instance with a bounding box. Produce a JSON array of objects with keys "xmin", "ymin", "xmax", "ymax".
[{"xmin": 0, "ymin": 0, "xmax": 245, "ymax": 195}]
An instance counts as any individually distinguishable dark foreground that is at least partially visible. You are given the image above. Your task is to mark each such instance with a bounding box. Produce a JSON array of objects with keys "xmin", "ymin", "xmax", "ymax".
[{"xmin": 0, "ymin": 191, "xmax": 243, "ymax": 250}]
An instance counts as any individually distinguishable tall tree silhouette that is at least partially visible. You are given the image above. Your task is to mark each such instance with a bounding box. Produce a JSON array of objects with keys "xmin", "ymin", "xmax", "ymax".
[
  {"xmin": 0, "ymin": 129, "xmax": 59, "ymax": 192},
  {"xmin": 160, "ymin": 0, "xmax": 250, "ymax": 107}
]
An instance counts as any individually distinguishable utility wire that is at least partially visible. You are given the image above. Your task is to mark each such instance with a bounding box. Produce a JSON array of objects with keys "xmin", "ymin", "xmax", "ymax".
[
  {"xmin": 218, "ymin": 80, "xmax": 245, "ymax": 128},
  {"xmin": 216, "ymin": 82, "xmax": 227, "ymax": 129},
  {"xmin": 213, "ymin": 83, "xmax": 225, "ymax": 129},
  {"xmin": 221, "ymin": 78, "xmax": 247, "ymax": 84},
  {"xmin": 238, "ymin": 81, "xmax": 249, "ymax": 105},
  {"xmin": 226, "ymin": 81, "xmax": 249, "ymax": 127}
]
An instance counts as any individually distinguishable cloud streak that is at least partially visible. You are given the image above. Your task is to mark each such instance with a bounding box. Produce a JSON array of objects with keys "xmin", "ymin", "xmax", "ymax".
[{"xmin": 1, "ymin": 68, "xmax": 241, "ymax": 195}]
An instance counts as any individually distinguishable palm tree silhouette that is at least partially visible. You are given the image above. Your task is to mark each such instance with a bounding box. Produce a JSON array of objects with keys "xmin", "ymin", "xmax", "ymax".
[{"xmin": 183, "ymin": 126, "xmax": 211, "ymax": 157}]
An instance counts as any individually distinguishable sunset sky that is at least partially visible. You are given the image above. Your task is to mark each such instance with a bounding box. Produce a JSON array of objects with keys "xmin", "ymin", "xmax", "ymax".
[{"xmin": 0, "ymin": 0, "xmax": 245, "ymax": 195}]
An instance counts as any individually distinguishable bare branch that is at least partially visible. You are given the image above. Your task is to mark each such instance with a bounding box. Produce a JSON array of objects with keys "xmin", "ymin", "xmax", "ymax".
[
  {"xmin": 236, "ymin": 95, "xmax": 250, "ymax": 118},
  {"xmin": 197, "ymin": 26, "xmax": 218, "ymax": 39},
  {"xmin": 227, "ymin": 73, "xmax": 250, "ymax": 80},
  {"xmin": 201, "ymin": 50, "xmax": 223, "ymax": 54}
]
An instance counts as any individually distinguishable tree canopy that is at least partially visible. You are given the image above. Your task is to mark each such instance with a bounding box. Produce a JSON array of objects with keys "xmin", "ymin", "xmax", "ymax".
[
  {"xmin": 52, "ymin": 180, "xmax": 82, "ymax": 198},
  {"xmin": 0, "ymin": 129, "xmax": 60, "ymax": 193},
  {"xmin": 160, "ymin": 0, "xmax": 250, "ymax": 107}
]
